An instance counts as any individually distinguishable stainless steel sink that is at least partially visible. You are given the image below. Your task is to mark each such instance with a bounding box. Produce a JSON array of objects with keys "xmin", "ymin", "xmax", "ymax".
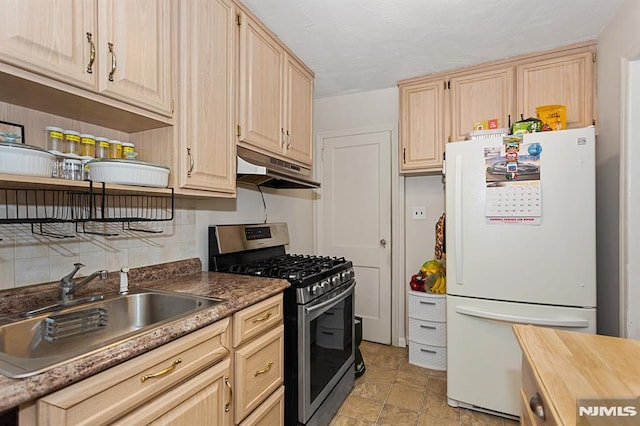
[{"xmin": 0, "ymin": 289, "xmax": 225, "ymax": 378}]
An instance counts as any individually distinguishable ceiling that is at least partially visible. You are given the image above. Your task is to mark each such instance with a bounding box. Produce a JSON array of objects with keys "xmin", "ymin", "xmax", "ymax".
[{"xmin": 242, "ymin": 0, "xmax": 624, "ymax": 99}]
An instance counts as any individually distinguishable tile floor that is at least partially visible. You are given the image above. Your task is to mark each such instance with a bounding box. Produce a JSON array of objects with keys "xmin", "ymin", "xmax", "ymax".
[{"xmin": 330, "ymin": 341, "xmax": 520, "ymax": 426}]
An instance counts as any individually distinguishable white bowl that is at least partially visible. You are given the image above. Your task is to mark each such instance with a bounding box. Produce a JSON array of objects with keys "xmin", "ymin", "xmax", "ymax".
[
  {"xmin": 0, "ymin": 142, "xmax": 54, "ymax": 177},
  {"xmin": 87, "ymin": 159, "xmax": 170, "ymax": 188}
]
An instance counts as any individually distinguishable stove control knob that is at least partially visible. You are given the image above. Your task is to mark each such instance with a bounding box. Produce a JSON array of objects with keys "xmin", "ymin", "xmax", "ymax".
[
  {"xmin": 331, "ymin": 275, "xmax": 340, "ymax": 286},
  {"xmin": 310, "ymin": 284, "xmax": 320, "ymax": 295}
]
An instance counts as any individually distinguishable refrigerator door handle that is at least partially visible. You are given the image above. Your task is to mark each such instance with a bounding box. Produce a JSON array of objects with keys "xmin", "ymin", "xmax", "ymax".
[
  {"xmin": 454, "ymin": 154, "xmax": 463, "ymax": 284},
  {"xmin": 455, "ymin": 306, "xmax": 590, "ymax": 328}
]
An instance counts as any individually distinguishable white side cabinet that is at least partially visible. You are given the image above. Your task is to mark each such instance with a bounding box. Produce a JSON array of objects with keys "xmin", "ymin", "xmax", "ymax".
[{"xmin": 408, "ymin": 291, "xmax": 447, "ymax": 370}]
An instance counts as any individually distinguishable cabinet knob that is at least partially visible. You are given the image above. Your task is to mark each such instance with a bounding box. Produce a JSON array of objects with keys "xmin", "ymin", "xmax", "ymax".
[
  {"xmin": 529, "ymin": 392, "xmax": 546, "ymax": 419},
  {"xmin": 380, "ymin": 238, "xmax": 387, "ymax": 247}
]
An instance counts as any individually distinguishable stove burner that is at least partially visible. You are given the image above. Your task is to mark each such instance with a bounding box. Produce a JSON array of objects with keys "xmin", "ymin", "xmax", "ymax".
[{"xmin": 227, "ymin": 254, "xmax": 350, "ymax": 287}]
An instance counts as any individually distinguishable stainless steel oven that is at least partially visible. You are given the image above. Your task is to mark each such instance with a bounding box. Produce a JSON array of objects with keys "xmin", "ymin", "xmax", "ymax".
[
  {"xmin": 298, "ymin": 280, "xmax": 355, "ymax": 425},
  {"xmin": 209, "ymin": 223, "xmax": 355, "ymax": 426}
]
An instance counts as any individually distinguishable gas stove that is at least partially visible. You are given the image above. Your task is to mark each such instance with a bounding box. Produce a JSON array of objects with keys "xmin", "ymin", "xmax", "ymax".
[
  {"xmin": 209, "ymin": 223, "xmax": 354, "ymax": 303},
  {"xmin": 208, "ymin": 222, "xmax": 357, "ymax": 425}
]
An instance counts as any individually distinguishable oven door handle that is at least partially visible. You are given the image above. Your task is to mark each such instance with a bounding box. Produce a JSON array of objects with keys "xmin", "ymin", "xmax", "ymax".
[{"xmin": 304, "ymin": 281, "xmax": 356, "ymax": 315}]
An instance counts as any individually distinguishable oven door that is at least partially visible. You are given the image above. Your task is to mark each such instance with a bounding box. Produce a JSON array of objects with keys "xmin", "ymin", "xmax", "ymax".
[{"xmin": 298, "ymin": 280, "xmax": 355, "ymax": 424}]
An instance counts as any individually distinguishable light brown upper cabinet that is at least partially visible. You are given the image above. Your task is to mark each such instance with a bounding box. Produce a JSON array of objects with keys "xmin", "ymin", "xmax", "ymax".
[
  {"xmin": 398, "ymin": 41, "xmax": 595, "ymax": 175},
  {"xmin": 399, "ymin": 78, "xmax": 447, "ymax": 173},
  {"xmin": 0, "ymin": 0, "xmax": 173, "ymax": 117},
  {"xmin": 517, "ymin": 49, "xmax": 595, "ymax": 129},
  {"xmin": 237, "ymin": 10, "xmax": 314, "ymax": 166},
  {"xmin": 449, "ymin": 66, "xmax": 514, "ymax": 142},
  {"xmin": 173, "ymin": 0, "xmax": 236, "ymax": 196}
]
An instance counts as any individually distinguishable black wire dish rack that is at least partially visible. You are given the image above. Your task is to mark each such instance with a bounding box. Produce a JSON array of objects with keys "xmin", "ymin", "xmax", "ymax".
[{"xmin": 0, "ymin": 182, "xmax": 174, "ymax": 239}]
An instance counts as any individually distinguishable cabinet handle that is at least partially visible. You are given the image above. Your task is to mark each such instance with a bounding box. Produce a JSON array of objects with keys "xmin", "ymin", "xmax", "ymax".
[
  {"xmin": 252, "ymin": 311, "xmax": 272, "ymax": 323},
  {"xmin": 86, "ymin": 32, "xmax": 95, "ymax": 74},
  {"xmin": 224, "ymin": 376, "xmax": 233, "ymax": 412},
  {"xmin": 286, "ymin": 130, "xmax": 291, "ymax": 148},
  {"xmin": 108, "ymin": 42, "xmax": 117, "ymax": 82},
  {"xmin": 281, "ymin": 128, "xmax": 286, "ymax": 148},
  {"xmin": 529, "ymin": 393, "xmax": 546, "ymax": 419},
  {"xmin": 140, "ymin": 358, "xmax": 181, "ymax": 383},
  {"xmin": 254, "ymin": 360, "xmax": 273, "ymax": 376},
  {"xmin": 420, "ymin": 324, "xmax": 437, "ymax": 330},
  {"xmin": 419, "ymin": 301, "xmax": 436, "ymax": 305},
  {"xmin": 420, "ymin": 348, "xmax": 437, "ymax": 354},
  {"xmin": 187, "ymin": 147, "xmax": 194, "ymax": 177}
]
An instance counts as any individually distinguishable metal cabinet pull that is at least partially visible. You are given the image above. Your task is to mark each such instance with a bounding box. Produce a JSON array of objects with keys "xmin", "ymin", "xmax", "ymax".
[
  {"xmin": 420, "ymin": 348, "xmax": 437, "ymax": 354},
  {"xmin": 140, "ymin": 358, "xmax": 181, "ymax": 382},
  {"xmin": 187, "ymin": 147, "xmax": 194, "ymax": 177},
  {"xmin": 529, "ymin": 393, "xmax": 546, "ymax": 419},
  {"xmin": 86, "ymin": 32, "xmax": 95, "ymax": 73},
  {"xmin": 420, "ymin": 324, "xmax": 437, "ymax": 330},
  {"xmin": 419, "ymin": 301, "xmax": 436, "ymax": 305},
  {"xmin": 108, "ymin": 42, "xmax": 117, "ymax": 82},
  {"xmin": 254, "ymin": 360, "xmax": 273, "ymax": 376},
  {"xmin": 286, "ymin": 130, "xmax": 291, "ymax": 148},
  {"xmin": 281, "ymin": 128, "xmax": 286, "ymax": 148},
  {"xmin": 380, "ymin": 239, "xmax": 387, "ymax": 247},
  {"xmin": 224, "ymin": 376, "xmax": 232, "ymax": 412},
  {"xmin": 252, "ymin": 311, "xmax": 272, "ymax": 323}
]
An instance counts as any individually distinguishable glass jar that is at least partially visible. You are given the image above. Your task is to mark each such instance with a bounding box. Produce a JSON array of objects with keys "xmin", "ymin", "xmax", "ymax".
[
  {"xmin": 80, "ymin": 133, "xmax": 96, "ymax": 157},
  {"xmin": 64, "ymin": 130, "xmax": 81, "ymax": 155},
  {"xmin": 45, "ymin": 126, "xmax": 64, "ymax": 153},
  {"xmin": 95, "ymin": 136, "xmax": 109, "ymax": 159},
  {"xmin": 64, "ymin": 158, "xmax": 84, "ymax": 181},
  {"xmin": 108, "ymin": 139, "xmax": 122, "ymax": 159},
  {"xmin": 121, "ymin": 142, "xmax": 137, "ymax": 159}
]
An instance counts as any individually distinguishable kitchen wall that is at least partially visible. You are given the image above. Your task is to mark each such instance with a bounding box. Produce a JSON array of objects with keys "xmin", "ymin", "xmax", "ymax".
[
  {"xmin": 314, "ymin": 87, "xmax": 445, "ymax": 345},
  {"xmin": 0, "ymin": 187, "xmax": 314, "ymax": 290},
  {"xmin": 596, "ymin": 0, "xmax": 640, "ymax": 337}
]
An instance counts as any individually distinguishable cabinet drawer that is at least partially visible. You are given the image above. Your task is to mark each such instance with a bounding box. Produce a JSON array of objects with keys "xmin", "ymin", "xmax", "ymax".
[
  {"xmin": 408, "ymin": 340, "xmax": 447, "ymax": 371},
  {"xmin": 37, "ymin": 319, "xmax": 230, "ymax": 426},
  {"xmin": 408, "ymin": 292, "xmax": 446, "ymax": 321},
  {"xmin": 408, "ymin": 318, "xmax": 446, "ymax": 346},
  {"xmin": 233, "ymin": 294, "xmax": 283, "ymax": 348},
  {"xmin": 521, "ymin": 359, "xmax": 556, "ymax": 425},
  {"xmin": 239, "ymin": 385, "xmax": 284, "ymax": 426},
  {"xmin": 235, "ymin": 324, "xmax": 284, "ymax": 423}
]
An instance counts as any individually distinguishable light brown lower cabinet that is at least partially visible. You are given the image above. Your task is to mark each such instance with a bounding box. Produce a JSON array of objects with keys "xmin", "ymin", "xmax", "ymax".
[
  {"xmin": 19, "ymin": 318, "xmax": 232, "ymax": 426},
  {"xmin": 239, "ymin": 385, "xmax": 284, "ymax": 426},
  {"xmin": 232, "ymin": 294, "xmax": 284, "ymax": 425}
]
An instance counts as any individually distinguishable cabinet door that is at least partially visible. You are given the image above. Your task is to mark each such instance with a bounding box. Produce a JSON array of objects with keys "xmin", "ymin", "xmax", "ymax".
[
  {"xmin": 238, "ymin": 12, "xmax": 285, "ymax": 158},
  {"xmin": 283, "ymin": 55, "xmax": 314, "ymax": 166},
  {"xmin": 449, "ymin": 66, "xmax": 514, "ymax": 141},
  {"xmin": 113, "ymin": 359, "xmax": 232, "ymax": 426},
  {"xmin": 399, "ymin": 79, "xmax": 446, "ymax": 173},
  {"xmin": 176, "ymin": 0, "xmax": 236, "ymax": 195},
  {"xmin": 0, "ymin": 0, "xmax": 97, "ymax": 91},
  {"xmin": 517, "ymin": 50, "xmax": 594, "ymax": 129},
  {"xmin": 98, "ymin": 0, "xmax": 172, "ymax": 116}
]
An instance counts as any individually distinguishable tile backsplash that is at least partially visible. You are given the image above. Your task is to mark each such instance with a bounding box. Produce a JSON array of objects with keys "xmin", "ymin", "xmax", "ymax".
[{"xmin": 0, "ymin": 198, "xmax": 197, "ymax": 290}]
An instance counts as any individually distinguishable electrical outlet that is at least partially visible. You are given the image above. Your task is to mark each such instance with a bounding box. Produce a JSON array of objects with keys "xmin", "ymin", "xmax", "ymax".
[{"xmin": 412, "ymin": 206, "xmax": 426, "ymax": 220}]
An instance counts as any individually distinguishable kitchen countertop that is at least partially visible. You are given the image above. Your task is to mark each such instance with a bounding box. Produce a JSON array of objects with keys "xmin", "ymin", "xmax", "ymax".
[
  {"xmin": 0, "ymin": 258, "xmax": 289, "ymax": 413},
  {"xmin": 513, "ymin": 324, "xmax": 640, "ymax": 424}
]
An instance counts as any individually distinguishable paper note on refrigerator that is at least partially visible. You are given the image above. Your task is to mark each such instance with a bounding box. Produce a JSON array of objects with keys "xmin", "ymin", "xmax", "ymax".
[{"xmin": 484, "ymin": 143, "xmax": 541, "ymax": 224}]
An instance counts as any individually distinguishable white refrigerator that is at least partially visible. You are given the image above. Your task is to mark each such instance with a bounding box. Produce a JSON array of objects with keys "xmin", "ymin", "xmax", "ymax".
[{"xmin": 444, "ymin": 127, "xmax": 597, "ymax": 418}]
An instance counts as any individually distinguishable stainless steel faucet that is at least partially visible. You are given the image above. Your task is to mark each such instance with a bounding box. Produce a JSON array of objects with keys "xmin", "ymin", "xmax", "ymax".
[{"xmin": 59, "ymin": 263, "xmax": 108, "ymax": 302}]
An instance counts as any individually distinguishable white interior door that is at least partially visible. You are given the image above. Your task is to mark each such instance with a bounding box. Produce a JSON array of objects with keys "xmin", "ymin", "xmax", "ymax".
[{"xmin": 320, "ymin": 129, "xmax": 392, "ymax": 344}]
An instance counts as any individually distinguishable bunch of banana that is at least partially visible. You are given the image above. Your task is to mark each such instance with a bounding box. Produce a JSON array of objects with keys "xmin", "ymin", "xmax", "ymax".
[{"xmin": 430, "ymin": 275, "xmax": 446, "ymax": 294}]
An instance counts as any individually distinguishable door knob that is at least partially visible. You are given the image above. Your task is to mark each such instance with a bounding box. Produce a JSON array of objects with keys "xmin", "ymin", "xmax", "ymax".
[{"xmin": 380, "ymin": 239, "xmax": 387, "ymax": 247}]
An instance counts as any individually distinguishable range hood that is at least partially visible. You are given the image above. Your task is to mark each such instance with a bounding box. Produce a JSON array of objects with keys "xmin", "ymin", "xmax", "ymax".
[{"xmin": 236, "ymin": 146, "xmax": 320, "ymax": 189}]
